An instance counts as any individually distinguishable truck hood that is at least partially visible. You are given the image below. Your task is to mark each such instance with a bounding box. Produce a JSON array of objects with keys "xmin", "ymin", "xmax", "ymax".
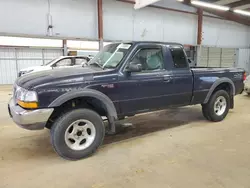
[{"xmin": 16, "ymin": 66, "xmax": 100, "ymax": 90}]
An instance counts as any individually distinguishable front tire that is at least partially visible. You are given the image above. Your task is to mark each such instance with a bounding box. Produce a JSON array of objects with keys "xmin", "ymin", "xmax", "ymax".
[
  {"xmin": 50, "ymin": 108, "xmax": 105, "ymax": 160},
  {"xmin": 202, "ymin": 90, "xmax": 230, "ymax": 122}
]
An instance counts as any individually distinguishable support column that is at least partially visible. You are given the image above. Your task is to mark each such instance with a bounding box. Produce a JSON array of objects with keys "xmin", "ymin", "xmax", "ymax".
[
  {"xmin": 197, "ymin": 8, "xmax": 203, "ymax": 45},
  {"xmin": 63, "ymin": 39, "xmax": 67, "ymax": 56},
  {"xmin": 98, "ymin": 0, "xmax": 104, "ymax": 50},
  {"xmin": 196, "ymin": 8, "xmax": 203, "ymax": 67}
]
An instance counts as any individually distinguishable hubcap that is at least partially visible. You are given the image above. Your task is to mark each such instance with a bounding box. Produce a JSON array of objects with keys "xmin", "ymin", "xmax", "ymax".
[
  {"xmin": 214, "ymin": 96, "xmax": 227, "ymax": 116},
  {"xmin": 64, "ymin": 119, "xmax": 96, "ymax": 151}
]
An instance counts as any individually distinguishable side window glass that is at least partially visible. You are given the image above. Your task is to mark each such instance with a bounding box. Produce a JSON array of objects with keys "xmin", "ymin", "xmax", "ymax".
[
  {"xmin": 170, "ymin": 47, "xmax": 187, "ymax": 68},
  {"xmin": 130, "ymin": 48, "xmax": 163, "ymax": 71},
  {"xmin": 75, "ymin": 58, "xmax": 87, "ymax": 65},
  {"xmin": 55, "ymin": 58, "xmax": 72, "ymax": 67}
]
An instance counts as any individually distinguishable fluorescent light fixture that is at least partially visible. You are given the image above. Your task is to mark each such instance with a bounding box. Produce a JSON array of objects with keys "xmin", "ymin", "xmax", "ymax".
[
  {"xmin": 191, "ymin": 0, "xmax": 230, "ymax": 11},
  {"xmin": 233, "ymin": 9, "xmax": 250, "ymax": 16},
  {"xmin": 177, "ymin": 0, "xmax": 184, "ymax": 2}
]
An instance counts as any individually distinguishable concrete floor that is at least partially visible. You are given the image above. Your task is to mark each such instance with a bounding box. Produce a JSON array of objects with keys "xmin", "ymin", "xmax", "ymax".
[{"xmin": 1, "ymin": 86, "xmax": 250, "ymax": 188}]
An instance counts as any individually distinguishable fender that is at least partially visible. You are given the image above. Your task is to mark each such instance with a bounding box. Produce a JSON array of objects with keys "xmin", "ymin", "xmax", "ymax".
[
  {"xmin": 49, "ymin": 89, "xmax": 118, "ymax": 133},
  {"xmin": 203, "ymin": 77, "xmax": 235, "ymax": 104}
]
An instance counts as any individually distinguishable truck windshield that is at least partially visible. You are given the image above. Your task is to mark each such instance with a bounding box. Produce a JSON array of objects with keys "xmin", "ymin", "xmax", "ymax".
[{"xmin": 88, "ymin": 43, "xmax": 131, "ymax": 69}]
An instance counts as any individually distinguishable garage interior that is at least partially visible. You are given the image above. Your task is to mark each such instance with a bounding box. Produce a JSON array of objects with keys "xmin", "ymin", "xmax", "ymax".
[{"xmin": 1, "ymin": 0, "xmax": 250, "ymax": 187}]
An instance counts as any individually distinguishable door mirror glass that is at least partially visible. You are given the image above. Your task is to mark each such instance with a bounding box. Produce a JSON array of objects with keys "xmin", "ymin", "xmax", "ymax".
[{"xmin": 126, "ymin": 63, "xmax": 142, "ymax": 72}]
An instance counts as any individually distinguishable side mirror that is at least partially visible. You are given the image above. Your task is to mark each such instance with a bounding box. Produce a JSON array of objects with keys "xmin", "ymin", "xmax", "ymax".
[
  {"xmin": 126, "ymin": 63, "xmax": 142, "ymax": 73},
  {"xmin": 188, "ymin": 59, "xmax": 192, "ymax": 64}
]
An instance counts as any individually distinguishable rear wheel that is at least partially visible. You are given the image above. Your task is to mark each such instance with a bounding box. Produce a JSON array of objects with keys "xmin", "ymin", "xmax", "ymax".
[
  {"xmin": 50, "ymin": 108, "xmax": 105, "ymax": 160},
  {"xmin": 202, "ymin": 105, "xmax": 211, "ymax": 121},
  {"xmin": 202, "ymin": 90, "xmax": 230, "ymax": 122}
]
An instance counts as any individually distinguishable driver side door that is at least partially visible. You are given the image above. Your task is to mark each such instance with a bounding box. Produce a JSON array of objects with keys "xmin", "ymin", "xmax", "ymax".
[{"xmin": 119, "ymin": 45, "xmax": 168, "ymax": 114}]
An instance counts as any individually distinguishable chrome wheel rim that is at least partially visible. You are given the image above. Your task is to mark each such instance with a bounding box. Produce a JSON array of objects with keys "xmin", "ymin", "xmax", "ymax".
[
  {"xmin": 214, "ymin": 96, "xmax": 227, "ymax": 116},
  {"xmin": 64, "ymin": 119, "xmax": 96, "ymax": 151}
]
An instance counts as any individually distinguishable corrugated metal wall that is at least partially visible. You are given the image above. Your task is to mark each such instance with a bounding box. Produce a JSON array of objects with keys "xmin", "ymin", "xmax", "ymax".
[
  {"xmin": 236, "ymin": 48, "xmax": 250, "ymax": 73},
  {"xmin": 198, "ymin": 47, "xmax": 236, "ymax": 67},
  {"xmin": 0, "ymin": 47, "xmax": 62, "ymax": 84}
]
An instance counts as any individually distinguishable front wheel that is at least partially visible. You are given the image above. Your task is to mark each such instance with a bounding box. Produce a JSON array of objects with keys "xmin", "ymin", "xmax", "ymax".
[
  {"xmin": 50, "ymin": 108, "xmax": 105, "ymax": 160},
  {"xmin": 202, "ymin": 90, "xmax": 230, "ymax": 122}
]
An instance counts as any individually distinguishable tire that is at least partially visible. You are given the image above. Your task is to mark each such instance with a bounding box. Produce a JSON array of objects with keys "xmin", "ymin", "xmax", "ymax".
[
  {"xmin": 50, "ymin": 108, "xmax": 105, "ymax": 160},
  {"xmin": 202, "ymin": 104, "xmax": 211, "ymax": 121},
  {"xmin": 202, "ymin": 90, "xmax": 230, "ymax": 122}
]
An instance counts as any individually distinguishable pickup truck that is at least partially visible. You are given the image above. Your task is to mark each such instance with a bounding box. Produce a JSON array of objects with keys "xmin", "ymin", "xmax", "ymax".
[{"xmin": 8, "ymin": 41, "xmax": 245, "ymax": 160}]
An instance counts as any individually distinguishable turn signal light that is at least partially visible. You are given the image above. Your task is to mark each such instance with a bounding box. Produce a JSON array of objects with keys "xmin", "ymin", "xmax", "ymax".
[{"xmin": 18, "ymin": 100, "xmax": 38, "ymax": 109}]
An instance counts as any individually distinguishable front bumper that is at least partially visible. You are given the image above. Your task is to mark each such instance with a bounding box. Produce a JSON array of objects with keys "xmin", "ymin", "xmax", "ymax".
[{"xmin": 8, "ymin": 98, "xmax": 54, "ymax": 130}]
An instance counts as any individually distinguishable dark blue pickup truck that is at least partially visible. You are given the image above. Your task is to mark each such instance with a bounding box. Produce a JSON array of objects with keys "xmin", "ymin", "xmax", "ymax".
[{"xmin": 8, "ymin": 41, "xmax": 245, "ymax": 160}]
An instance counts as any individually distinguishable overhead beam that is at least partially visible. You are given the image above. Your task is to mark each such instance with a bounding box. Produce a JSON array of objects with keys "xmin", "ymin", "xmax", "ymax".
[
  {"xmin": 134, "ymin": 0, "xmax": 161, "ymax": 9},
  {"xmin": 226, "ymin": 0, "xmax": 250, "ymax": 8},
  {"xmin": 183, "ymin": 1, "xmax": 250, "ymax": 26}
]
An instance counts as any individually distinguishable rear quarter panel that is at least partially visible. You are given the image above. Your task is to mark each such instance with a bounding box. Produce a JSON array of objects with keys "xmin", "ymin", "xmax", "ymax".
[{"xmin": 191, "ymin": 67, "xmax": 244, "ymax": 104}]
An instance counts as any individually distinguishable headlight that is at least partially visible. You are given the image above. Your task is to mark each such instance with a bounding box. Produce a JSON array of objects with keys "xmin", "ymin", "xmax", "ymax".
[{"xmin": 15, "ymin": 85, "xmax": 38, "ymax": 108}]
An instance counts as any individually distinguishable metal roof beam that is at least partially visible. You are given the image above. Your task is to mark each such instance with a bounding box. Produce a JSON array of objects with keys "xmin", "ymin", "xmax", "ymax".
[{"xmin": 183, "ymin": 1, "xmax": 250, "ymax": 26}]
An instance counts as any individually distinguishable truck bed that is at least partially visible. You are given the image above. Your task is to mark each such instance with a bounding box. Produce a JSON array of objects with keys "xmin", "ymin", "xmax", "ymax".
[{"xmin": 190, "ymin": 67, "xmax": 244, "ymax": 105}]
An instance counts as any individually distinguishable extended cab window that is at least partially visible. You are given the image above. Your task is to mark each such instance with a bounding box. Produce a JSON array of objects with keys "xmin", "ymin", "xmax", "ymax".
[
  {"xmin": 130, "ymin": 48, "xmax": 163, "ymax": 71},
  {"xmin": 170, "ymin": 47, "xmax": 187, "ymax": 68}
]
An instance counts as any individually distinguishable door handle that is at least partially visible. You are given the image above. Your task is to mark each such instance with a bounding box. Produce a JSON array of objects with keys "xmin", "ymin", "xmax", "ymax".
[{"xmin": 163, "ymin": 76, "xmax": 172, "ymax": 83}]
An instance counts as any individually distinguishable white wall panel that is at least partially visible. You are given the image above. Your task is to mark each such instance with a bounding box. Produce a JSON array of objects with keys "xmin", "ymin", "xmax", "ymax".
[
  {"xmin": 103, "ymin": 0, "xmax": 197, "ymax": 45},
  {"xmin": 203, "ymin": 17, "xmax": 250, "ymax": 48},
  {"xmin": 103, "ymin": 1, "xmax": 134, "ymax": 41},
  {"xmin": 133, "ymin": 8, "xmax": 164, "ymax": 41},
  {"xmin": 198, "ymin": 47, "xmax": 236, "ymax": 68},
  {"xmin": 0, "ymin": 59, "xmax": 17, "ymax": 84},
  {"xmin": 0, "ymin": 48, "xmax": 17, "ymax": 84},
  {"xmin": 208, "ymin": 48, "xmax": 221, "ymax": 67},
  {"xmin": 0, "ymin": 0, "xmax": 48, "ymax": 36},
  {"xmin": 237, "ymin": 48, "xmax": 250, "ymax": 73},
  {"xmin": 199, "ymin": 47, "xmax": 209, "ymax": 67},
  {"xmin": 50, "ymin": 0, "xmax": 97, "ymax": 39},
  {"xmin": 221, "ymin": 48, "xmax": 236, "ymax": 67},
  {"xmin": 0, "ymin": 0, "xmax": 97, "ymax": 39},
  {"xmin": 0, "ymin": 47, "xmax": 62, "ymax": 84}
]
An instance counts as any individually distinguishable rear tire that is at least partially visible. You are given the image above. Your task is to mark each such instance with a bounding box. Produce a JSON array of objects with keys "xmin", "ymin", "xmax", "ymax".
[
  {"xmin": 202, "ymin": 105, "xmax": 211, "ymax": 121},
  {"xmin": 50, "ymin": 108, "xmax": 105, "ymax": 160},
  {"xmin": 202, "ymin": 90, "xmax": 230, "ymax": 122}
]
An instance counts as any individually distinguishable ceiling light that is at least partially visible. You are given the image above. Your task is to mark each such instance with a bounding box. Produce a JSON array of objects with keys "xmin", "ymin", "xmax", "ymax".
[
  {"xmin": 177, "ymin": 0, "xmax": 184, "ymax": 2},
  {"xmin": 233, "ymin": 9, "xmax": 250, "ymax": 16},
  {"xmin": 191, "ymin": 1, "xmax": 230, "ymax": 11}
]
